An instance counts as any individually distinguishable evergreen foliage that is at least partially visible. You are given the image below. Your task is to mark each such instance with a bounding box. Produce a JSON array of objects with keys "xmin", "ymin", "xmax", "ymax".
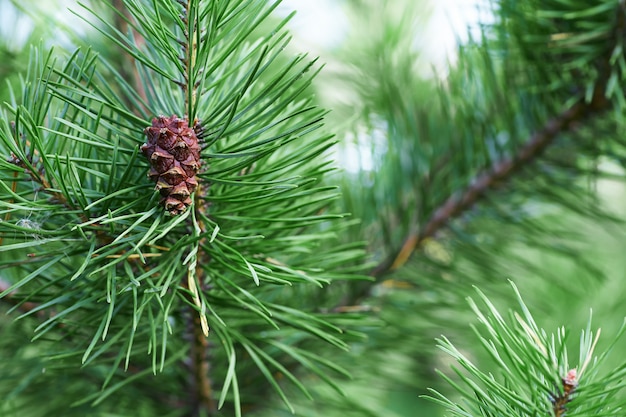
[
  {"xmin": 309, "ymin": 0, "xmax": 626, "ymax": 415},
  {"xmin": 428, "ymin": 282, "xmax": 626, "ymax": 416},
  {"xmin": 0, "ymin": 1, "xmax": 366, "ymax": 416},
  {"xmin": 1, "ymin": 0, "xmax": 626, "ymax": 416}
]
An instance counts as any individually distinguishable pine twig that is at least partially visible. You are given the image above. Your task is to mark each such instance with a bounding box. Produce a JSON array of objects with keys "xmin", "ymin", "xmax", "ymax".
[
  {"xmin": 338, "ymin": 78, "xmax": 612, "ymax": 309},
  {"xmin": 372, "ymin": 90, "xmax": 608, "ymax": 277},
  {"xmin": 187, "ymin": 306, "xmax": 216, "ymax": 416},
  {"xmin": 0, "ymin": 132, "xmax": 114, "ymax": 252},
  {"xmin": 178, "ymin": 1, "xmax": 214, "ymax": 414},
  {"xmin": 342, "ymin": 4, "xmax": 626, "ymax": 313},
  {"xmin": 180, "ymin": 0, "xmax": 198, "ymax": 118},
  {"xmin": 552, "ymin": 369, "xmax": 578, "ymax": 417},
  {"xmin": 182, "ymin": 185, "xmax": 216, "ymax": 416}
]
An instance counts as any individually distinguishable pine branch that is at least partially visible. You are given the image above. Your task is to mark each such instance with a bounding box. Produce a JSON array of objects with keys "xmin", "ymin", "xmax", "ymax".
[
  {"xmin": 6, "ymin": 134, "xmax": 69, "ymax": 209},
  {"xmin": 335, "ymin": 99, "xmax": 605, "ymax": 310},
  {"xmin": 185, "ymin": 290, "xmax": 216, "ymax": 416},
  {"xmin": 426, "ymin": 282, "xmax": 622, "ymax": 417},
  {"xmin": 371, "ymin": 87, "xmax": 609, "ymax": 278},
  {"xmin": 551, "ymin": 369, "xmax": 578, "ymax": 417},
  {"xmin": 183, "ymin": 186, "xmax": 216, "ymax": 415},
  {"xmin": 338, "ymin": 11, "xmax": 622, "ymax": 308},
  {"xmin": 0, "ymin": 129, "xmax": 113, "ymax": 248},
  {"xmin": 175, "ymin": 1, "xmax": 214, "ymax": 413},
  {"xmin": 180, "ymin": 0, "xmax": 198, "ymax": 119}
]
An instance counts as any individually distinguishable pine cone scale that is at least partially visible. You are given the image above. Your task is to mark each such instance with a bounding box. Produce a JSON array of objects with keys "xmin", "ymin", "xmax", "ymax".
[{"xmin": 142, "ymin": 115, "xmax": 202, "ymax": 215}]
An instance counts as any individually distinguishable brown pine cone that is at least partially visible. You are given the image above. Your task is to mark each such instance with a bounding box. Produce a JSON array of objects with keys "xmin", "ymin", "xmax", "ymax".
[{"xmin": 141, "ymin": 115, "xmax": 201, "ymax": 215}]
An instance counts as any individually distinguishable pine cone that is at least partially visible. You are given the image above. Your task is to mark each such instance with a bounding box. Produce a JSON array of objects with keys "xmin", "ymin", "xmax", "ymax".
[{"xmin": 141, "ymin": 115, "xmax": 201, "ymax": 215}]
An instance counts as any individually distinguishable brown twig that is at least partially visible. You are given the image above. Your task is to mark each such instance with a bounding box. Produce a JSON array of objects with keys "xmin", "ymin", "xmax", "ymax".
[
  {"xmin": 373, "ymin": 95, "xmax": 604, "ymax": 276},
  {"xmin": 552, "ymin": 369, "xmax": 578, "ymax": 417},
  {"xmin": 345, "ymin": 4, "xmax": 625, "ymax": 310},
  {"xmin": 178, "ymin": 1, "xmax": 215, "ymax": 414},
  {"xmin": 179, "ymin": 182, "xmax": 216, "ymax": 417},
  {"xmin": 186, "ymin": 293, "xmax": 216, "ymax": 416},
  {"xmin": 338, "ymin": 76, "xmax": 612, "ymax": 309}
]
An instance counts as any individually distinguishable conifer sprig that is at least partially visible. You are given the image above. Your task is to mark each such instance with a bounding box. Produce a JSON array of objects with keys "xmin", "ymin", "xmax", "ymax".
[
  {"xmin": 427, "ymin": 282, "xmax": 626, "ymax": 417},
  {"xmin": 337, "ymin": 0, "xmax": 626, "ymax": 309},
  {"xmin": 0, "ymin": 1, "xmax": 368, "ymax": 415}
]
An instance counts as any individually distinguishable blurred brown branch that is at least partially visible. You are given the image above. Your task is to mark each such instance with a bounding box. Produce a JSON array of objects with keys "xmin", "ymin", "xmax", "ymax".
[{"xmin": 337, "ymin": 81, "xmax": 611, "ymax": 310}]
